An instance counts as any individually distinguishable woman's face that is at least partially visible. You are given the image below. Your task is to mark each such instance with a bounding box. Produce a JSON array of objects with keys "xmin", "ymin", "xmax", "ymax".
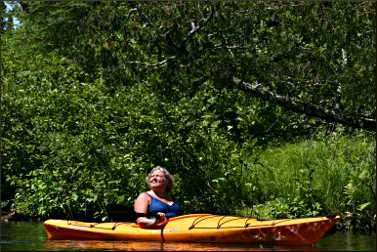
[{"xmin": 148, "ymin": 170, "xmax": 166, "ymax": 191}]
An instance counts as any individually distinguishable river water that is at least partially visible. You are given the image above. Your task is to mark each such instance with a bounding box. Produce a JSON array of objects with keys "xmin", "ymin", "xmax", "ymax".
[{"xmin": 0, "ymin": 221, "xmax": 375, "ymax": 251}]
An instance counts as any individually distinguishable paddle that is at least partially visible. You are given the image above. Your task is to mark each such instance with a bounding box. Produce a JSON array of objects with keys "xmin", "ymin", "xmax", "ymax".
[
  {"xmin": 105, "ymin": 204, "xmax": 169, "ymax": 223},
  {"xmin": 105, "ymin": 204, "xmax": 136, "ymax": 222}
]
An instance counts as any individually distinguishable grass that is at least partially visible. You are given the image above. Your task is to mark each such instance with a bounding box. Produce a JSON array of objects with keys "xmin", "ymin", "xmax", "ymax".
[{"xmin": 236, "ymin": 131, "xmax": 375, "ymax": 232}]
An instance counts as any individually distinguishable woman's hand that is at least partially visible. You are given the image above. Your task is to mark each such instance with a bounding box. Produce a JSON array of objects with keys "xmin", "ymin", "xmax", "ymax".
[
  {"xmin": 136, "ymin": 212, "xmax": 168, "ymax": 229},
  {"xmin": 154, "ymin": 212, "xmax": 168, "ymax": 228}
]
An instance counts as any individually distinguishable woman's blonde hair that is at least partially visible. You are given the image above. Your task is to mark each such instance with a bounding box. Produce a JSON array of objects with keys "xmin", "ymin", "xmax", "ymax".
[{"xmin": 146, "ymin": 166, "xmax": 174, "ymax": 192}]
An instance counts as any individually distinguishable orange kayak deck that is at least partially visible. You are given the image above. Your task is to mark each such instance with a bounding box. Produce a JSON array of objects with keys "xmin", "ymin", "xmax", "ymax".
[{"xmin": 44, "ymin": 213, "xmax": 340, "ymax": 246}]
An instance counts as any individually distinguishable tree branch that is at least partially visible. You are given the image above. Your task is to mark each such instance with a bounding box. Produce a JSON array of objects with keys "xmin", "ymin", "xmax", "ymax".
[
  {"xmin": 233, "ymin": 77, "xmax": 376, "ymax": 132},
  {"xmin": 123, "ymin": 56, "xmax": 176, "ymax": 68},
  {"xmin": 179, "ymin": 7, "xmax": 214, "ymax": 51}
]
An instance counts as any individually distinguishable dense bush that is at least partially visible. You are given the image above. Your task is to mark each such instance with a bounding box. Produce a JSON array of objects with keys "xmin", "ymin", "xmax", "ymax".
[{"xmin": 235, "ymin": 131, "xmax": 375, "ymax": 232}]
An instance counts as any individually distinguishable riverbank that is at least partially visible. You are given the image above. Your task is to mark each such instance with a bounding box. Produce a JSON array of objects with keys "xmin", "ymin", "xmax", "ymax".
[{"xmin": 1, "ymin": 211, "xmax": 43, "ymax": 222}]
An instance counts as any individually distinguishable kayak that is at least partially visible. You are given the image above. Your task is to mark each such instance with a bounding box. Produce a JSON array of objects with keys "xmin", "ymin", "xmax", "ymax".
[{"xmin": 44, "ymin": 214, "xmax": 339, "ymax": 246}]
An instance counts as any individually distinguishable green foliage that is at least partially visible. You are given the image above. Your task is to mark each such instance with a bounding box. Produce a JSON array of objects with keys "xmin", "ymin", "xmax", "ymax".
[
  {"xmin": 247, "ymin": 197, "xmax": 323, "ymax": 220},
  {"xmin": 1, "ymin": 51, "xmax": 150, "ymax": 218},
  {"xmin": 236, "ymin": 131, "xmax": 375, "ymax": 232}
]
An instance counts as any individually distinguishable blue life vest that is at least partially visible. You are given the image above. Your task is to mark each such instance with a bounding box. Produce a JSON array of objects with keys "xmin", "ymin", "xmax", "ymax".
[{"xmin": 146, "ymin": 192, "xmax": 182, "ymax": 218}]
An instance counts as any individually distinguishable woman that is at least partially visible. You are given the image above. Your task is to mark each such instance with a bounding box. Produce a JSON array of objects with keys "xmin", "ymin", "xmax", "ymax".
[{"xmin": 134, "ymin": 166, "xmax": 182, "ymax": 228}]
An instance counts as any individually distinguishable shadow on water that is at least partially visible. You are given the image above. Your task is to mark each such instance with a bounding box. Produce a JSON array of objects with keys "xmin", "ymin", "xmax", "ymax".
[
  {"xmin": 315, "ymin": 231, "xmax": 376, "ymax": 251},
  {"xmin": 1, "ymin": 221, "xmax": 375, "ymax": 251}
]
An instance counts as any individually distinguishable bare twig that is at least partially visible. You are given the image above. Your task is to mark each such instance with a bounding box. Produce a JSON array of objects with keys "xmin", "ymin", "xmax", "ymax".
[
  {"xmin": 123, "ymin": 56, "xmax": 176, "ymax": 68},
  {"xmin": 180, "ymin": 8, "xmax": 214, "ymax": 48}
]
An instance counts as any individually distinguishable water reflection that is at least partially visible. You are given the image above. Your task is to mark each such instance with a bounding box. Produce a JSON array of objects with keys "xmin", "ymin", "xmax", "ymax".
[{"xmin": 44, "ymin": 240, "xmax": 320, "ymax": 251}]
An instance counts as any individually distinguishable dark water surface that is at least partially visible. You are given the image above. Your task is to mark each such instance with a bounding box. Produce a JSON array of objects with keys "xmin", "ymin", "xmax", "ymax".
[{"xmin": 1, "ymin": 221, "xmax": 375, "ymax": 251}]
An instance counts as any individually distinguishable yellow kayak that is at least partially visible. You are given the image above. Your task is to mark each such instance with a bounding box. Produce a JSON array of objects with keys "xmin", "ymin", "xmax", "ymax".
[{"xmin": 44, "ymin": 214, "xmax": 339, "ymax": 246}]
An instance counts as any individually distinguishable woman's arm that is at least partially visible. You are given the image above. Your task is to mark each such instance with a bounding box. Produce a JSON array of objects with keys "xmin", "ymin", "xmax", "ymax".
[
  {"xmin": 136, "ymin": 216, "xmax": 158, "ymax": 227},
  {"xmin": 134, "ymin": 193, "xmax": 153, "ymax": 227},
  {"xmin": 134, "ymin": 193, "xmax": 168, "ymax": 228}
]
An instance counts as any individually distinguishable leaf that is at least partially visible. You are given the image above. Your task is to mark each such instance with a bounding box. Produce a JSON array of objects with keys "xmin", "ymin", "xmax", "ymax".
[
  {"xmin": 357, "ymin": 202, "xmax": 371, "ymax": 212},
  {"xmin": 72, "ymin": 193, "xmax": 79, "ymax": 201},
  {"xmin": 211, "ymin": 120, "xmax": 221, "ymax": 129}
]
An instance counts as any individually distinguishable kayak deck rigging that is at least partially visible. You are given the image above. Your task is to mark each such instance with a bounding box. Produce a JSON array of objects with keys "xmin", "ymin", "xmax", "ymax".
[{"xmin": 65, "ymin": 214, "xmax": 284, "ymax": 230}]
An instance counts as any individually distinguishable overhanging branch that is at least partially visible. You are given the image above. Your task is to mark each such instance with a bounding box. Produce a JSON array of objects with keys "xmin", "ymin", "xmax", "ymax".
[{"xmin": 233, "ymin": 77, "xmax": 376, "ymax": 132}]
